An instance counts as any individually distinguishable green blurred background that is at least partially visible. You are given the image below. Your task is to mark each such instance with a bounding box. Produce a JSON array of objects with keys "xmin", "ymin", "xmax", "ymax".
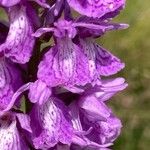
[
  {"xmin": 0, "ymin": 0, "xmax": 150, "ymax": 149},
  {"xmin": 100, "ymin": 0, "xmax": 150, "ymax": 149}
]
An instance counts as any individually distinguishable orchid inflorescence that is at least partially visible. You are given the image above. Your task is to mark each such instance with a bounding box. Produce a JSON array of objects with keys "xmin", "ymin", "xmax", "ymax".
[{"xmin": 0, "ymin": 0, "xmax": 128, "ymax": 149}]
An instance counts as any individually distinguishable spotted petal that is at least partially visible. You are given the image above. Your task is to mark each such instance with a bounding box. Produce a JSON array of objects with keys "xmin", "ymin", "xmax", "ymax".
[
  {"xmin": 30, "ymin": 97, "xmax": 73, "ymax": 149},
  {"xmin": 37, "ymin": 39, "xmax": 98, "ymax": 90},
  {"xmin": 0, "ymin": 118, "xmax": 28, "ymax": 150},
  {"xmin": 0, "ymin": 5, "xmax": 35, "ymax": 64}
]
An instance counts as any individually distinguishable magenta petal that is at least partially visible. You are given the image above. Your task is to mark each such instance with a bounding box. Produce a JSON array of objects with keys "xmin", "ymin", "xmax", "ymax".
[
  {"xmin": 72, "ymin": 134, "xmax": 113, "ymax": 149},
  {"xmin": 0, "ymin": 5, "xmax": 35, "ymax": 64},
  {"xmin": 32, "ymin": 27, "xmax": 54, "ymax": 37},
  {"xmin": 16, "ymin": 113, "xmax": 32, "ymax": 133},
  {"xmin": 0, "ymin": 83, "xmax": 30, "ymax": 117},
  {"xmin": 0, "ymin": 0, "xmax": 20, "ymax": 7},
  {"xmin": 76, "ymin": 16, "xmax": 129, "ymax": 38},
  {"xmin": 85, "ymin": 114, "xmax": 122, "ymax": 146},
  {"xmin": 90, "ymin": 78, "xmax": 128, "ymax": 102},
  {"xmin": 0, "ymin": 119, "xmax": 28, "ymax": 149},
  {"xmin": 78, "ymin": 95, "xmax": 110, "ymax": 121},
  {"xmin": 0, "ymin": 59, "xmax": 22, "ymax": 113},
  {"xmin": 79, "ymin": 39, "xmax": 124, "ymax": 76},
  {"xmin": 100, "ymin": 77, "xmax": 128, "ymax": 92},
  {"xmin": 69, "ymin": 102, "xmax": 83, "ymax": 131},
  {"xmin": 95, "ymin": 45, "xmax": 125, "ymax": 76},
  {"xmin": 69, "ymin": 101, "xmax": 113, "ymax": 149},
  {"xmin": 31, "ymin": 97, "xmax": 73, "ymax": 149},
  {"xmin": 67, "ymin": 0, "xmax": 125, "ymax": 18},
  {"xmin": 98, "ymin": 115, "xmax": 122, "ymax": 144},
  {"xmin": 29, "ymin": 80, "xmax": 51, "ymax": 105},
  {"xmin": 37, "ymin": 39, "xmax": 98, "ymax": 89}
]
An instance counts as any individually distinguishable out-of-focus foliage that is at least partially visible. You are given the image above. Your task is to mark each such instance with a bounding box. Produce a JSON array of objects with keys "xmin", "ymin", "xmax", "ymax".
[{"xmin": 100, "ymin": 0, "xmax": 150, "ymax": 149}]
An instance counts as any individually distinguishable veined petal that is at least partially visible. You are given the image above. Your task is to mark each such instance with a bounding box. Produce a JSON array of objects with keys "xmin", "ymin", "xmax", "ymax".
[
  {"xmin": 0, "ymin": 0, "xmax": 20, "ymax": 7},
  {"xmin": 67, "ymin": 0, "xmax": 125, "ymax": 18},
  {"xmin": 75, "ymin": 17, "xmax": 129, "ymax": 38},
  {"xmin": 95, "ymin": 45, "xmax": 125, "ymax": 76},
  {"xmin": 69, "ymin": 102, "xmax": 83, "ymax": 132},
  {"xmin": 0, "ymin": 5, "xmax": 35, "ymax": 64},
  {"xmin": 37, "ymin": 39, "xmax": 98, "ymax": 90},
  {"xmin": 31, "ymin": 97, "xmax": 73, "ymax": 149},
  {"xmin": 79, "ymin": 39, "xmax": 124, "ymax": 76},
  {"xmin": 86, "ymin": 77, "xmax": 128, "ymax": 102}
]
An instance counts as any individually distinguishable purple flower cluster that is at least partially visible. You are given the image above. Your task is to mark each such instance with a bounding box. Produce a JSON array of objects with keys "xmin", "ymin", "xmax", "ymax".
[{"xmin": 0, "ymin": 0, "xmax": 128, "ymax": 149}]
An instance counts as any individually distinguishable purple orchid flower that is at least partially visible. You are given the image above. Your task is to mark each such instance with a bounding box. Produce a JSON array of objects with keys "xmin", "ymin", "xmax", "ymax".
[
  {"xmin": 31, "ymin": 77, "xmax": 126, "ymax": 149},
  {"xmin": 68, "ymin": 78, "xmax": 126, "ymax": 149},
  {"xmin": 29, "ymin": 97, "xmax": 73, "ymax": 149},
  {"xmin": 67, "ymin": 0, "xmax": 125, "ymax": 18},
  {"xmin": 31, "ymin": 19, "xmax": 127, "ymax": 95},
  {"xmin": 0, "ymin": 112, "xmax": 32, "ymax": 149}
]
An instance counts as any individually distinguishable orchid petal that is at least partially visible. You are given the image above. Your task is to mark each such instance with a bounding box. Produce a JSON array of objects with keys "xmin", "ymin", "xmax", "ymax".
[
  {"xmin": 31, "ymin": 98, "xmax": 73, "ymax": 149},
  {"xmin": 0, "ymin": 119, "xmax": 28, "ymax": 150},
  {"xmin": 0, "ymin": 59, "xmax": 23, "ymax": 115},
  {"xmin": 29, "ymin": 80, "xmax": 51, "ymax": 105},
  {"xmin": 0, "ymin": 5, "xmax": 35, "ymax": 64},
  {"xmin": 79, "ymin": 39, "xmax": 124, "ymax": 76},
  {"xmin": 67, "ymin": 0, "xmax": 125, "ymax": 18},
  {"xmin": 0, "ymin": 0, "xmax": 20, "ymax": 7},
  {"xmin": 79, "ymin": 95, "xmax": 110, "ymax": 121},
  {"xmin": 16, "ymin": 113, "xmax": 32, "ymax": 133}
]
